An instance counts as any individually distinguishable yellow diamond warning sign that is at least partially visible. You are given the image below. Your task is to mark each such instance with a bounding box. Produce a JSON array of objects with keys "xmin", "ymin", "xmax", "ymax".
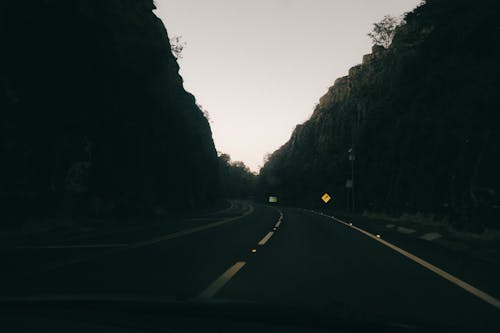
[{"xmin": 321, "ymin": 193, "xmax": 331, "ymax": 203}]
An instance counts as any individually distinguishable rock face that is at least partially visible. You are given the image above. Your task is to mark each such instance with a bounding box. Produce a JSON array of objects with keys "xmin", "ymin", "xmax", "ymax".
[
  {"xmin": 259, "ymin": 0, "xmax": 500, "ymax": 230},
  {"xmin": 1, "ymin": 0, "xmax": 219, "ymax": 219}
]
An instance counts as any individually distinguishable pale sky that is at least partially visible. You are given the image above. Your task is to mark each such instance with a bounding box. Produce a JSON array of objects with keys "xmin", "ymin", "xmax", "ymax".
[{"xmin": 156, "ymin": 0, "xmax": 421, "ymax": 172}]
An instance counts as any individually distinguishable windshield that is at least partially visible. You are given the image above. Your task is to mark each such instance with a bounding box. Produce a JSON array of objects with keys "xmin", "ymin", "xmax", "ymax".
[{"xmin": 2, "ymin": 0, "xmax": 500, "ymax": 331}]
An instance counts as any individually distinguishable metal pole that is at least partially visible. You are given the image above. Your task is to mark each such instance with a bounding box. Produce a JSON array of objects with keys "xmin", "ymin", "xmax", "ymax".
[
  {"xmin": 348, "ymin": 148, "xmax": 355, "ymax": 213},
  {"xmin": 346, "ymin": 186, "xmax": 349, "ymax": 212},
  {"xmin": 351, "ymin": 156, "xmax": 355, "ymax": 213}
]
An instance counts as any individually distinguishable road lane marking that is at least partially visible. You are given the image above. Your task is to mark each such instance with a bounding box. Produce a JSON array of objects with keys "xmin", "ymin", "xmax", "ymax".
[
  {"xmin": 308, "ymin": 210, "xmax": 500, "ymax": 311},
  {"xmin": 258, "ymin": 232, "xmax": 274, "ymax": 246},
  {"xmin": 198, "ymin": 262, "xmax": 246, "ymax": 299},
  {"xmin": 396, "ymin": 226, "xmax": 416, "ymax": 234},
  {"xmin": 272, "ymin": 207, "xmax": 284, "ymax": 224},
  {"xmin": 21, "ymin": 205, "xmax": 253, "ymax": 253},
  {"xmin": 16, "ymin": 244, "xmax": 128, "ymax": 249},
  {"xmin": 183, "ymin": 217, "xmax": 217, "ymax": 222},
  {"xmin": 419, "ymin": 232, "xmax": 442, "ymax": 241},
  {"xmin": 43, "ymin": 204, "xmax": 255, "ymax": 270},
  {"xmin": 198, "ymin": 206, "xmax": 281, "ymax": 299},
  {"xmin": 130, "ymin": 204, "xmax": 255, "ymax": 249},
  {"xmin": 206, "ymin": 200, "xmax": 236, "ymax": 216}
]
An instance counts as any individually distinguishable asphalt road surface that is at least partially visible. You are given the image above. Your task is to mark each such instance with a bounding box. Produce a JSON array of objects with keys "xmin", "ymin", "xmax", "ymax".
[{"xmin": 1, "ymin": 201, "xmax": 500, "ymax": 331}]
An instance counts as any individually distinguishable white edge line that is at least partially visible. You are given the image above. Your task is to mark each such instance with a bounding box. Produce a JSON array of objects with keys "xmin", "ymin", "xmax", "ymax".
[
  {"xmin": 16, "ymin": 244, "xmax": 128, "ymax": 249},
  {"xmin": 419, "ymin": 232, "xmax": 443, "ymax": 241},
  {"xmin": 275, "ymin": 220, "xmax": 282, "ymax": 228},
  {"xmin": 18, "ymin": 205, "xmax": 255, "ymax": 251},
  {"xmin": 39, "ymin": 204, "xmax": 255, "ymax": 270},
  {"xmin": 132, "ymin": 204, "xmax": 255, "ymax": 248},
  {"xmin": 308, "ymin": 210, "xmax": 500, "ymax": 311},
  {"xmin": 396, "ymin": 226, "xmax": 416, "ymax": 234},
  {"xmin": 198, "ymin": 261, "xmax": 246, "ymax": 299},
  {"xmin": 183, "ymin": 218, "xmax": 217, "ymax": 222}
]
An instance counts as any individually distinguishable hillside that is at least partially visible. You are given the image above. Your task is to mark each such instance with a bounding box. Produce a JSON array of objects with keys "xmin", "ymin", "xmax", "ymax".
[
  {"xmin": 0, "ymin": 0, "xmax": 219, "ymax": 220},
  {"xmin": 259, "ymin": 0, "xmax": 500, "ymax": 231}
]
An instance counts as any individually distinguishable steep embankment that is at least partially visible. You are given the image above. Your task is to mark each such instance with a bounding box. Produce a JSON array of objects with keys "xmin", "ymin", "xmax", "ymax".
[
  {"xmin": 1, "ymin": 0, "xmax": 219, "ymax": 219},
  {"xmin": 259, "ymin": 0, "xmax": 500, "ymax": 230}
]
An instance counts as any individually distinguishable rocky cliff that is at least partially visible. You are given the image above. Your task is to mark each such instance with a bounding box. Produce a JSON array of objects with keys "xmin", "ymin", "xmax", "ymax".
[
  {"xmin": 259, "ymin": 0, "xmax": 500, "ymax": 230},
  {"xmin": 1, "ymin": 0, "xmax": 219, "ymax": 220}
]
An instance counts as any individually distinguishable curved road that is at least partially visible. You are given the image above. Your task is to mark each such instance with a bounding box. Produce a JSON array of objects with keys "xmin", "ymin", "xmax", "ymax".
[{"xmin": 1, "ymin": 201, "xmax": 499, "ymax": 330}]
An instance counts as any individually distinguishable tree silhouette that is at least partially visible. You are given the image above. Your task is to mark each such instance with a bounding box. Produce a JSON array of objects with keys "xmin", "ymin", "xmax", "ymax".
[
  {"xmin": 368, "ymin": 15, "xmax": 401, "ymax": 48},
  {"xmin": 218, "ymin": 153, "xmax": 256, "ymax": 198},
  {"xmin": 170, "ymin": 36, "xmax": 186, "ymax": 59}
]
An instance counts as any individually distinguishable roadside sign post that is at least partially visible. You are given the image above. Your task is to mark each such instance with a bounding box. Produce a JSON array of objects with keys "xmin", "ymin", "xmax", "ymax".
[{"xmin": 348, "ymin": 148, "xmax": 355, "ymax": 213}]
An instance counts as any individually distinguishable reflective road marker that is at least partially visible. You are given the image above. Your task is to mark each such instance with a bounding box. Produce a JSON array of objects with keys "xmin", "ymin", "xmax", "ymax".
[{"xmin": 308, "ymin": 210, "xmax": 500, "ymax": 311}]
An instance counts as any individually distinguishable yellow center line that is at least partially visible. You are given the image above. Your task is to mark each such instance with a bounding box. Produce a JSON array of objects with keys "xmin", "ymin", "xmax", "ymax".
[
  {"xmin": 257, "ymin": 231, "xmax": 274, "ymax": 245},
  {"xmin": 197, "ymin": 262, "xmax": 246, "ymax": 299}
]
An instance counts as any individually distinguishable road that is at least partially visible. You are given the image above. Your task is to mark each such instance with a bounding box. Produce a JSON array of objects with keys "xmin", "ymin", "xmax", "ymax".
[{"xmin": 1, "ymin": 201, "xmax": 500, "ymax": 330}]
